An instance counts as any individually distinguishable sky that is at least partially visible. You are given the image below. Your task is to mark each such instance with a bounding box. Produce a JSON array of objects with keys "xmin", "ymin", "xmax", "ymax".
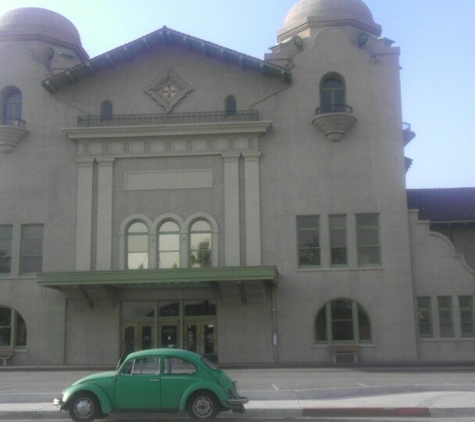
[{"xmin": 1, "ymin": 0, "xmax": 474, "ymax": 189}]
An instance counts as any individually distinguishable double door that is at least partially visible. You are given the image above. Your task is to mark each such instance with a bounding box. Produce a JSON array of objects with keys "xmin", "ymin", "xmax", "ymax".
[
  {"xmin": 122, "ymin": 323, "xmax": 153, "ymax": 356},
  {"xmin": 121, "ymin": 321, "xmax": 216, "ymax": 358},
  {"xmin": 184, "ymin": 322, "xmax": 216, "ymax": 356}
]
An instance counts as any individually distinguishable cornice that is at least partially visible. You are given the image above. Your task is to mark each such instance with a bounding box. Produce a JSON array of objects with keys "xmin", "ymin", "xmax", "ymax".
[{"xmin": 63, "ymin": 121, "xmax": 272, "ymax": 159}]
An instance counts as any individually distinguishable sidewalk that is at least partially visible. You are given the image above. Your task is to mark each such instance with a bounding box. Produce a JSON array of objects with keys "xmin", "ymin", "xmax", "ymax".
[{"xmin": 1, "ymin": 390, "xmax": 475, "ymax": 419}]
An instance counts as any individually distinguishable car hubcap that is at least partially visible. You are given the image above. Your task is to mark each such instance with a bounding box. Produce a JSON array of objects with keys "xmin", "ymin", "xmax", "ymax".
[
  {"xmin": 74, "ymin": 398, "xmax": 93, "ymax": 418},
  {"xmin": 193, "ymin": 396, "xmax": 213, "ymax": 418}
]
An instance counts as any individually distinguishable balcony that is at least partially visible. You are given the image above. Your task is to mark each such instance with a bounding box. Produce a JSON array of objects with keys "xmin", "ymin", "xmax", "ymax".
[
  {"xmin": 78, "ymin": 110, "xmax": 259, "ymax": 127},
  {"xmin": 0, "ymin": 119, "xmax": 28, "ymax": 153},
  {"xmin": 312, "ymin": 105, "xmax": 357, "ymax": 141},
  {"xmin": 403, "ymin": 122, "xmax": 416, "ymax": 146}
]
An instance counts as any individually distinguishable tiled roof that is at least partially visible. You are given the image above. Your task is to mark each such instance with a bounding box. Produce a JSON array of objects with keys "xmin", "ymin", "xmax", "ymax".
[{"xmin": 407, "ymin": 188, "xmax": 475, "ymax": 222}]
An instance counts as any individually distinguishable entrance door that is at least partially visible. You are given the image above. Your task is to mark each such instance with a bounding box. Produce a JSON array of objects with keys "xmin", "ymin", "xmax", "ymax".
[
  {"xmin": 159, "ymin": 323, "xmax": 179, "ymax": 349},
  {"xmin": 121, "ymin": 323, "xmax": 153, "ymax": 356},
  {"xmin": 184, "ymin": 322, "xmax": 216, "ymax": 359}
]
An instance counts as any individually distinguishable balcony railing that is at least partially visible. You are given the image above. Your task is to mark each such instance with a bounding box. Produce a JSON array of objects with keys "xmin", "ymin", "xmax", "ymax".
[
  {"xmin": 77, "ymin": 110, "xmax": 259, "ymax": 127},
  {"xmin": 313, "ymin": 104, "xmax": 356, "ymax": 141},
  {"xmin": 2, "ymin": 118, "xmax": 26, "ymax": 128},
  {"xmin": 403, "ymin": 122, "xmax": 416, "ymax": 145},
  {"xmin": 0, "ymin": 119, "xmax": 28, "ymax": 153},
  {"xmin": 316, "ymin": 105, "xmax": 354, "ymax": 115}
]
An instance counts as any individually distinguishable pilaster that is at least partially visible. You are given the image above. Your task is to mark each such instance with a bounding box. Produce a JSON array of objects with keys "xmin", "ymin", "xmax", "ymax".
[
  {"xmin": 96, "ymin": 158, "xmax": 115, "ymax": 270},
  {"xmin": 75, "ymin": 158, "xmax": 94, "ymax": 271},
  {"xmin": 222, "ymin": 152, "xmax": 241, "ymax": 266},
  {"xmin": 243, "ymin": 152, "xmax": 262, "ymax": 265}
]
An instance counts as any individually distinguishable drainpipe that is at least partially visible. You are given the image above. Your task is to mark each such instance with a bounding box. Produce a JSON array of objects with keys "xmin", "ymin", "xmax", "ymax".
[
  {"xmin": 271, "ymin": 285, "xmax": 279, "ymax": 363},
  {"xmin": 48, "ymin": 95, "xmax": 90, "ymax": 114},
  {"xmin": 250, "ymin": 84, "xmax": 292, "ymax": 110},
  {"xmin": 62, "ymin": 297, "xmax": 68, "ymax": 365}
]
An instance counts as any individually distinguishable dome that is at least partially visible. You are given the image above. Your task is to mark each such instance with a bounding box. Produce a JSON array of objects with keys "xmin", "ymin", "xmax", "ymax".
[
  {"xmin": 281, "ymin": 0, "xmax": 381, "ymax": 38},
  {"xmin": 0, "ymin": 7, "xmax": 82, "ymax": 48}
]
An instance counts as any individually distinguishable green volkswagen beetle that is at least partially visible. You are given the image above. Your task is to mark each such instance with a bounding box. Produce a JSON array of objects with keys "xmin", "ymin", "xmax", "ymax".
[{"xmin": 54, "ymin": 349, "xmax": 248, "ymax": 421}]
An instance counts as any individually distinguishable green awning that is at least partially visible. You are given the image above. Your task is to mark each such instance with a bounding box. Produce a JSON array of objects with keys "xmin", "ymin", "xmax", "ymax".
[
  {"xmin": 37, "ymin": 266, "xmax": 278, "ymax": 288},
  {"xmin": 37, "ymin": 267, "xmax": 278, "ymax": 309}
]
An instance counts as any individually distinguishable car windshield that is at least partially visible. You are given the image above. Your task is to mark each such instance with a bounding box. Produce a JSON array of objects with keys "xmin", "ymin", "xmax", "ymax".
[{"xmin": 201, "ymin": 356, "xmax": 218, "ymax": 371}]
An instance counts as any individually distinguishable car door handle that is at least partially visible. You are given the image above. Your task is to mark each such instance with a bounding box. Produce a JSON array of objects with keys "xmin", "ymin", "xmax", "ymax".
[{"xmin": 150, "ymin": 379, "xmax": 160, "ymax": 382}]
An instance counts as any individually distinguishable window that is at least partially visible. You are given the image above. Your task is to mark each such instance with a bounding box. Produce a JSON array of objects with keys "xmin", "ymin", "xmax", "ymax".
[
  {"xmin": 225, "ymin": 95, "xmax": 237, "ymax": 116},
  {"xmin": 185, "ymin": 300, "xmax": 216, "ymax": 316},
  {"xmin": 20, "ymin": 224, "xmax": 43, "ymax": 274},
  {"xmin": 329, "ymin": 215, "xmax": 347, "ymax": 267},
  {"xmin": 3, "ymin": 88, "xmax": 22, "ymax": 125},
  {"xmin": 438, "ymin": 296, "xmax": 454, "ymax": 338},
  {"xmin": 417, "ymin": 297, "xmax": 433, "ymax": 338},
  {"xmin": 158, "ymin": 221, "xmax": 180, "ymax": 269},
  {"xmin": 190, "ymin": 220, "xmax": 212, "ymax": 268},
  {"xmin": 459, "ymin": 296, "xmax": 474, "ymax": 337},
  {"xmin": 126, "ymin": 222, "xmax": 149, "ymax": 269},
  {"xmin": 297, "ymin": 216, "xmax": 320, "ymax": 267},
  {"xmin": 320, "ymin": 75, "xmax": 346, "ymax": 113},
  {"xmin": 315, "ymin": 299, "xmax": 371, "ymax": 343},
  {"xmin": 121, "ymin": 357, "xmax": 159, "ymax": 375},
  {"xmin": 356, "ymin": 214, "xmax": 381, "ymax": 267},
  {"xmin": 0, "ymin": 225, "xmax": 12, "ymax": 275},
  {"xmin": 100, "ymin": 100, "xmax": 113, "ymax": 120},
  {"xmin": 163, "ymin": 357, "xmax": 196, "ymax": 375},
  {"xmin": 0, "ymin": 307, "xmax": 26, "ymax": 348}
]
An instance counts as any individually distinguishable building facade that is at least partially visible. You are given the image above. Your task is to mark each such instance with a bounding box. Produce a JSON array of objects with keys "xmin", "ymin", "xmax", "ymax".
[{"xmin": 0, "ymin": 0, "xmax": 474, "ymax": 366}]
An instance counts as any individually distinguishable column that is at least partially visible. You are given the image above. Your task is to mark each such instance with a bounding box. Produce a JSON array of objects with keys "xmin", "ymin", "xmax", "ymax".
[
  {"xmin": 223, "ymin": 153, "xmax": 241, "ymax": 266},
  {"xmin": 243, "ymin": 152, "xmax": 262, "ymax": 266},
  {"xmin": 75, "ymin": 158, "xmax": 94, "ymax": 271},
  {"xmin": 96, "ymin": 158, "xmax": 115, "ymax": 270}
]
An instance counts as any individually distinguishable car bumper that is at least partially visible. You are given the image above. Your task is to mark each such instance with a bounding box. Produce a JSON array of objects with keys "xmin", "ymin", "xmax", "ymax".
[
  {"xmin": 227, "ymin": 396, "xmax": 249, "ymax": 405},
  {"xmin": 53, "ymin": 398, "xmax": 66, "ymax": 410}
]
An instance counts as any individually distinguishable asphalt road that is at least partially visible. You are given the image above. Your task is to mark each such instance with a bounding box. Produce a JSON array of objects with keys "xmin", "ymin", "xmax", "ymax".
[{"xmin": 2, "ymin": 366, "xmax": 475, "ymax": 421}]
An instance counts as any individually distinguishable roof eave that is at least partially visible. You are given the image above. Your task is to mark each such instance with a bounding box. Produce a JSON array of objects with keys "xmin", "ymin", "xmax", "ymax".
[{"xmin": 41, "ymin": 27, "xmax": 292, "ymax": 94}]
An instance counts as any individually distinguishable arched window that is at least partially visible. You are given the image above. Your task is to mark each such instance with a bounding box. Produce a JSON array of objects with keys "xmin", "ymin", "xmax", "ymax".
[
  {"xmin": 126, "ymin": 221, "xmax": 149, "ymax": 269},
  {"xmin": 3, "ymin": 88, "xmax": 22, "ymax": 125},
  {"xmin": 158, "ymin": 221, "xmax": 180, "ymax": 269},
  {"xmin": 189, "ymin": 220, "xmax": 212, "ymax": 268},
  {"xmin": 100, "ymin": 100, "xmax": 113, "ymax": 120},
  {"xmin": 320, "ymin": 75, "xmax": 346, "ymax": 113},
  {"xmin": 0, "ymin": 306, "xmax": 27, "ymax": 348},
  {"xmin": 315, "ymin": 299, "xmax": 371, "ymax": 343},
  {"xmin": 225, "ymin": 95, "xmax": 237, "ymax": 116}
]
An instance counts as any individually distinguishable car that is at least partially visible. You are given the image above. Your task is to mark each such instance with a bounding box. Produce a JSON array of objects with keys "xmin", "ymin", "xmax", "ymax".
[{"xmin": 54, "ymin": 348, "xmax": 248, "ymax": 421}]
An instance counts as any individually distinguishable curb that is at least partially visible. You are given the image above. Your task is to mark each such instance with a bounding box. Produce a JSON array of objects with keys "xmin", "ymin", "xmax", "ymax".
[
  {"xmin": 3, "ymin": 407, "xmax": 475, "ymax": 420},
  {"xmin": 302, "ymin": 407, "xmax": 431, "ymax": 418}
]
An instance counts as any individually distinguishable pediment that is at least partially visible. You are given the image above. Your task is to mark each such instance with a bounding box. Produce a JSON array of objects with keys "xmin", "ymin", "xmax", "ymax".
[{"xmin": 42, "ymin": 27, "xmax": 291, "ymax": 94}]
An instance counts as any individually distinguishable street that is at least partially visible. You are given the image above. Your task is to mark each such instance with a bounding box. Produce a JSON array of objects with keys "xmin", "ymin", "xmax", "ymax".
[{"xmin": 2, "ymin": 366, "xmax": 475, "ymax": 420}]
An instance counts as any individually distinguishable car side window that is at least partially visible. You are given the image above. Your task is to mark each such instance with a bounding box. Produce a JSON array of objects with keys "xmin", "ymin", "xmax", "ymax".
[
  {"xmin": 163, "ymin": 357, "xmax": 197, "ymax": 375},
  {"xmin": 121, "ymin": 357, "xmax": 160, "ymax": 375}
]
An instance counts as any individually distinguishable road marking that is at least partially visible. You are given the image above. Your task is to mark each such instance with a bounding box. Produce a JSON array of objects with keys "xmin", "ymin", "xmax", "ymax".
[
  {"xmin": 357, "ymin": 383, "xmax": 369, "ymax": 387},
  {"xmin": 272, "ymin": 384, "xmax": 279, "ymax": 391}
]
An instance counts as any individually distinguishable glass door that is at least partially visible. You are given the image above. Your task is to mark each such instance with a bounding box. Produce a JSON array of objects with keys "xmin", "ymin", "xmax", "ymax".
[
  {"xmin": 121, "ymin": 322, "xmax": 154, "ymax": 356},
  {"xmin": 159, "ymin": 323, "xmax": 179, "ymax": 349},
  {"xmin": 184, "ymin": 322, "xmax": 217, "ymax": 360}
]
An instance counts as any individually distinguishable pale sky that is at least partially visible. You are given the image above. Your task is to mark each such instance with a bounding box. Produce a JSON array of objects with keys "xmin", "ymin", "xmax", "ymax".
[{"xmin": 1, "ymin": 0, "xmax": 474, "ymax": 189}]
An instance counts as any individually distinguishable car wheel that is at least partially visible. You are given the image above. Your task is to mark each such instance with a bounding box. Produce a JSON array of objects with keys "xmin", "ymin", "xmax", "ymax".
[
  {"xmin": 68, "ymin": 392, "xmax": 100, "ymax": 422},
  {"xmin": 186, "ymin": 391, "xmax": 220, "ymax": 419}
]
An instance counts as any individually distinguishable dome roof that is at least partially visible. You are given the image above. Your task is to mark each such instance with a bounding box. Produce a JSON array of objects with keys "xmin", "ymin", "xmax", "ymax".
[
  {"xmin": 281, "ymin": 0, "xmax": 381, "ymax": 37},
  {"xmin": 0, "ymin": 7, "xmax": 82, "ymax": 48}
]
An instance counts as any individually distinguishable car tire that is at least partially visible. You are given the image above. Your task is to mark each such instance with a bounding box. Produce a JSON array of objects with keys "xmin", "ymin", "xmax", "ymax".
[
  {"xmin": 186, "ymin": 391, "xmax": 220, "ymax": 419},
  {"xmin": 68, "ymin": 392, "xmax": 101, "ymax": 422}
]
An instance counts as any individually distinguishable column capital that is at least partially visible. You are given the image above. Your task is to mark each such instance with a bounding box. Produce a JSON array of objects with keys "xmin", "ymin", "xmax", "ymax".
[
  {"xmin": 95, "ymin": 157, "xmax": 116, "ymax": 165},
  {"xmin": 75, "ymin": 157, "xmax": 95, "ymax": 166},
  {"xmin": 242, "ymin": 151, "xmax": 261, "ymax": 160},
  {"xmin": 221, "ymin": 152, "xmax": 241, "ymax": 161}
]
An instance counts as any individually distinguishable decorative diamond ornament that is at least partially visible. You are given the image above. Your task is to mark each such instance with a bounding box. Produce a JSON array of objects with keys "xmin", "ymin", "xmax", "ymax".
[{"xmin": 145, "ymin": 68, "xmax": 193, "ymax": 112}]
